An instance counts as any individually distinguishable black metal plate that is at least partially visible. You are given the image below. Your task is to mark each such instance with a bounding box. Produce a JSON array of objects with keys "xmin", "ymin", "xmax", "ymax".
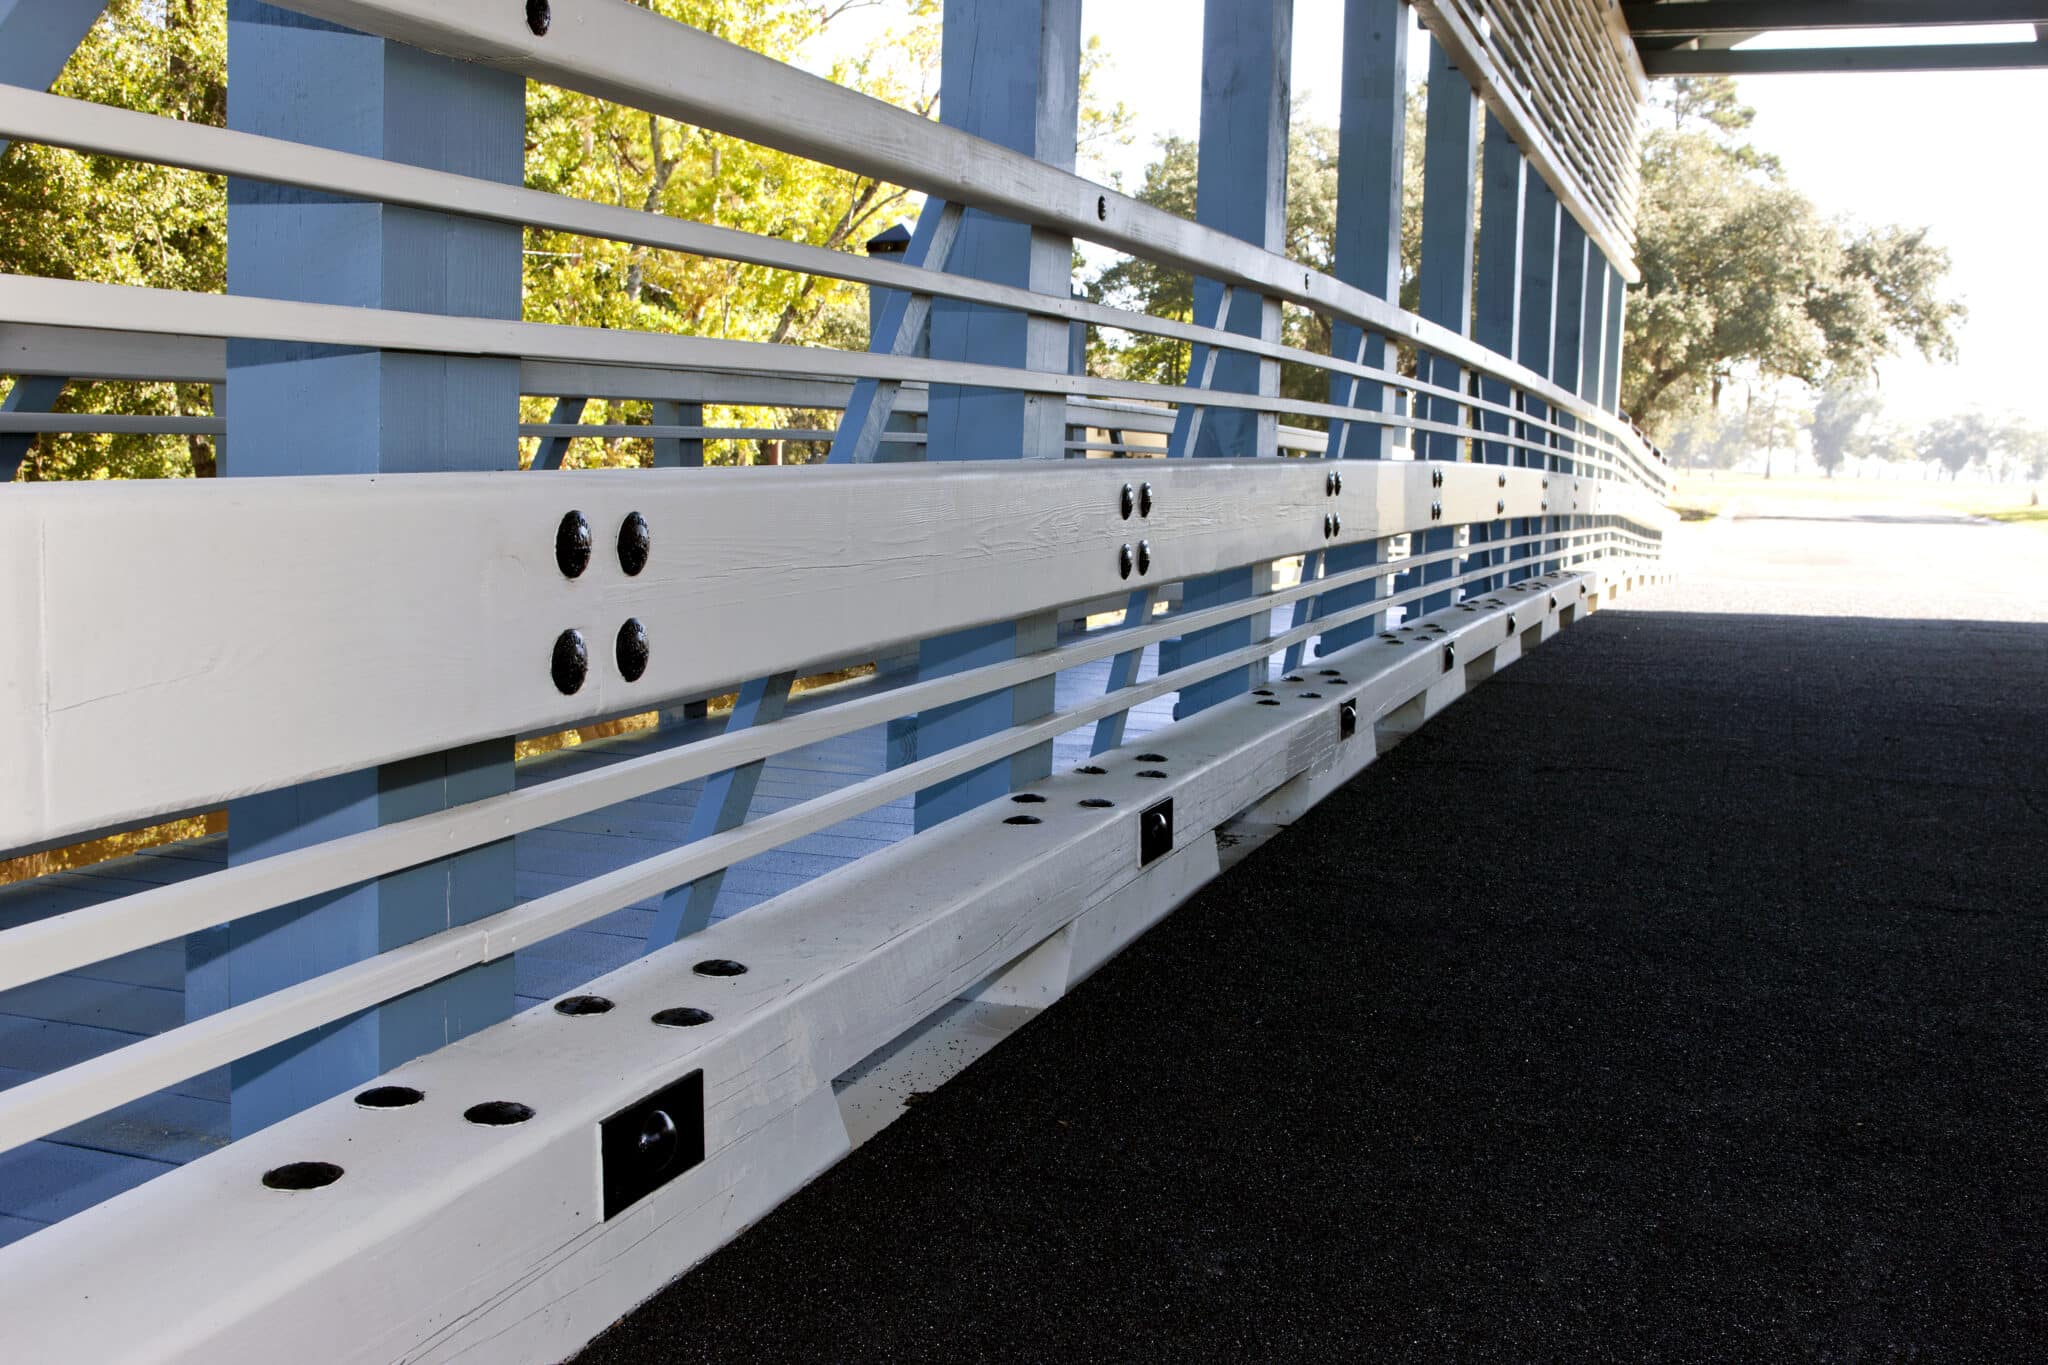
[
  {"xmin": 601, "ymin": 1068, "xmax": 705, "ymax": 1220},
  {"xmin": 1139, "ymin": 798, "xmax": 1173, "ymax": 867}
]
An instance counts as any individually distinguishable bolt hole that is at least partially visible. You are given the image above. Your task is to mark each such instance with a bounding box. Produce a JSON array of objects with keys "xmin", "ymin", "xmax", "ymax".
[
  {"xmin": 1005, "ymin": 814, "xmax": 1042, "ymax": 825},
  {"xmin": 693, "ymin": 959, "xmax": 748, "ymax": 978},
  {"xmin": 1136, "ymin": 769, "xmax": 1169, "ymax": 778},
  {"xmin": 263, "ymin": 1161, "xmax": 343, "ymax": 1191},
  {"xmin": 554, "ymin": 994, "xmax": 613, "ymax": 1017},
  {"xmin": 1252, "ymin": 689, "xmax": 1274, "ymax": 697},
  {"xmin": 1079, "ymin": 798, "xmax": 1115, "ymax": 808},
  {"xmin": 1256, "ymin": 699, "xmax": 1280, "ymax": 706},
  {"xmin": 1282, "ymin": 675, "xmax": 1304, "ymax": 682},
  {"xmin": 463, "ymin": 1101, "xmax": 534, "ymax": 1127},
  {"xmin": 354, "ymin": 1085, "xmax": 423, "ymax": 1110},
  {"xmin": 1135, "ymin": 753, "xmax": 1167, "ymax": 762},
  {"xmin": 1328, "ymin": 676, "xmax": 1348, "ymax": 684},
  {"xmin": 652, "ymin": 1006, "xmax": 713, "ymax": 1028},
  {"xmin": 1011, "ymin": 793, "xmax": 1046, "ymax": 804},
  {"xmin": 1076, "ymin": 765, "xmax": 1106, "ymax": 775},
  {"xmin": 1320, "ymin": 669, "xmax": 1341, "ymax": 676}
]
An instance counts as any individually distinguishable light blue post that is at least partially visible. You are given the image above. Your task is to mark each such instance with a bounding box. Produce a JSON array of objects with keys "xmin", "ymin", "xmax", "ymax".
[
  {"xmin": 1167, "ymin": 0, "xmax": 1291, "ymax": 719},
  {"xmin": 194, "ymin": 2, "xmax": 522, "ymax": 1137},
  {"xmin": 1313, "ymin": 0, "xmax": 1406, "ymax": 657},
  {"xmin": 1510, "ymin": 178, "xmax": 1560, "ymax": 583},
  {"xmin": 1550, "ymin": 217, "xmax": 1591, "ymax": 574},
  {"xmin": 1600, "ymin": 262, "xmax": 1627, "ymax": 417},
  {"xmin": 1470, "ymin": 113, "xmax": 1526, "ymax": 595},
  {"xmin": 0, "ymin": 375, "xmax": 65, "ymax": 480},
  {"xmin": 1412, "ymin": 39, "xmax": 1479, "ymax": 615},
  {"xmin": 903, "ymin": 0, "xmax": 1079, "ymax": 830}
]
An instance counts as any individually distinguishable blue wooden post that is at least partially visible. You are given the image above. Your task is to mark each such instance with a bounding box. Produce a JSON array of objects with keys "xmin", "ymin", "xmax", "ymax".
[
  {"xmin": 1314, "ymin": 0, "xmax": 1406, "ymax": 657},
  {"xmin": 192, "ymin": 2, "xmax": 522, "ymax": 1137},
  {"xmin": 1412, "ymin": 38, "xmax": 1479, "ymax": 616},
  {"xmin": 904, "ymin": 0, "xmax": 1079, "ymax": 831},
  {"xmin": 0, "ymin": 375, "xmax": 64, "ymax": 480},
  {"xmin": 1510, "ymin": 177, "xmax": 1560, "ymax": 583},
  {"xmin": 1471, "ymin": 113, "xmax": 1525, "ymax": 596},
  {"xmin": 1601, "ymin": 262, "xmax": 1627, "ymax": 416},
  {"xmin": 1168, "ymin": 0, "xmax": 1291, "ymax": 719},
  {"xmin": 1550, "ymin": 217, "xmax": 1591, "ymax": 574}
]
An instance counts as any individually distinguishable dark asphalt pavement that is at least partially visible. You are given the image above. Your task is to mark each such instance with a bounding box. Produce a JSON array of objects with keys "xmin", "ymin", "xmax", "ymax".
[{"xmin": 581, "ymin": 602, "xmax": 2048, "ymax": 1362}]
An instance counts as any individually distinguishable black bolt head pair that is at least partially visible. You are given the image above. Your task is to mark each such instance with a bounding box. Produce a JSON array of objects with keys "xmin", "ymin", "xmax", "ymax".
[{"xmin": 552, "ymin": 619, "xmax": 649, "ymax": 694}]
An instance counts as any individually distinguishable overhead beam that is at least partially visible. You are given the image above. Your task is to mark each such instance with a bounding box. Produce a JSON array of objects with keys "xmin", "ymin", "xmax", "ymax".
[
  {"xmin": 1640, "ymin": 39, "xmax": 2048, "ymax": 74},
  {"xmin": 1625, "ymin": 1, "xmax": 2048, "ymax": 35}
]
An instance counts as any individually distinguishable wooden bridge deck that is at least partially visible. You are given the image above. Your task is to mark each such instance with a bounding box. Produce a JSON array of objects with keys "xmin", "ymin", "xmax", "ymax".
[{"xmin": 0, "ymin": 627, "xmax": 1223, "ymax": 1246}]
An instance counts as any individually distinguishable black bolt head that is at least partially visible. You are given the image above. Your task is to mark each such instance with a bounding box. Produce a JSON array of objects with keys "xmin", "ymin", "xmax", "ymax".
[
  {"xmin": 1331, "ymin": 513, "xmax": 1341, "ymax": 536},
  {"xmin": 552, "ymin": 629, "xmax": 588, "ymax": 695},
  {"xmin": 526, "ymin": 0, "xmax": 551, "ymax": 35},
  {"xmin": 617, "ymin": 511, "xmax": 651, "ymax": 576},
  {"xmin": 616, "ymin": 618, "xmax": 650, "ymax": 682},
  {"xmin": 1120, "ymin": 482, "xmax": 1135, "ymax": 519},
  {"xmin": 1497, "ymin": 499, "xmax": 1506, "ymax": 515},
  {"xmin": 1498, "ymin": 472, "xmax": 1507, "ymax": 487},
  {"xmin": 1136, "ymin": 539, "xmax": 1151, "ymax": 575},
  {"xmin": 1443, "ymin": 642, "xmax": 1457, "ymax": 672},
  {"xmin": 1323, "ymin": 513, "xmax": 1334, "ymax": 538},
  {"xmin": 555, "ymin": 510, "xmax": 592, "ymax": 578},
  {"xmin": 1332, "ymin": 470, "xmax": 1343, "ymax": 495},
  {"xmin": 1138, "ymin": 481, "xmax": 1154, "ymax": 517},
  {"xmin": 1118, "ymin": 543, "xmax": 1134, "ymax": 579}
]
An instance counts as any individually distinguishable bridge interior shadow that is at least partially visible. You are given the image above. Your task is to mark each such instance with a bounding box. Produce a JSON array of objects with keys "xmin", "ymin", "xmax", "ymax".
[{"xmin": 579, "ymin": 607, "xmax": 2048, "ymax": 1363}]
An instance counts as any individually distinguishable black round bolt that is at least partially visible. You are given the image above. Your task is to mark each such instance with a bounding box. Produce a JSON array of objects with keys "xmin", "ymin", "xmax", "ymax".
[
  {"xmin": 693, "ymin": 959, "xmax": 748, "ymax": 977},
  {"xmin": 552, "ymin": 629, "xmax": 588, "ymax": 695},
  {"xmin": 1300, "ymin": 691, "xmax": 1323, "ymax": 699},
  {"xmin": 1120, "ymin": 482, "xmax": 1135, "ymax": 519},
  {"xmin": 1079, "ymin": 797, "xmax": 1115, "ymax": 809},
  {"xmin": 1011, "ymin": 792, "xmax": 1046, "ymax": 804},
  {"xmin": 463, "ymin": 1101, "xmax": 534, "ymax": 1126},
  {"xmin": 1136, "ymin": 768, "xmax": 1169, "ymax": 777},
  {"xmin": 1332, "ymin": 513, "xmax": 1342, "ymax": 536},
  {"xmin": 1325, "ymin": 470, "xmax": 1337, "ymax": 497},
  {"xmin": 1118, "ymin": 543, "xmax": 1134, "ymax": 579},
  {"xmin": 1256, "ymin": 699, "xmax": 1279, "ymax": 707},
  {"xmin": 1498, "ymin": 472, "xmax": 1508, "ymax": 488},
  {"xmin": 1138, "ymin": 482, "xmax": 1154, "ymax": 517},
  {"xmin": 652, "ymin": 1006, "xmax": 713, "ymax": 1028},
  {"xmin": 555, "ymin": 510, "xmax": 592, "ymax": 579},
  {"xmin": 1549, "ymin": 595, "xmax": 1558, "ymax": 611},
  {"xmin": 526, "ymin": 0, "xmax": 551, "ymax": 37},
  {"xmin": 263, "ymin": 1161, "xmax": 343, "ymax": 1191},
  {"xmin": 1144, "ymin": 808, "xmax": 1171, "ymax": 843},
  {"xmin": 554, "ymin": 994, "xmax": 613, "ymax": 1016},
  {"xmin": 1506, "ymin": 615, "xmax": 1516, "ymax": 635},
  {"xmin": 1096, "ymin": 194, "xmax": 1108, "ymax": 222},
  {"xmin": 1332, "ymin": 470, "xmax": 1343, "ymax": 496},
  {"xmin": 1136, "ymin": 540, "xmax": 1151, "ymax": 575},
  {"xmin": 1136, "ymin": 753, "xmax": 1167, "ymax": 761},
  {"xmin": 1320, "ymin": 668, "xmax": 1341, "ymax": 677},
  {"xmin": 1282, "ymin": 675, "xmax": 1304, "ymax": 682},
  {"xmin": 1442, "ymin": 642, "xmax": 1457, "ymax": 672},
  {"xmin": 1253, "ymin": 689, "xmax": 1275, "ymax": 697},
  {"xmin": 1323, "ymin": 513, "xmax": 1334, "ymax": 538},
  {"xmin": 1076, "ymin": 764, "xmax": 1107, "ymax": 775},
  {"xmin": 1004, "ymin": 814, "xmax": 1041, "ymax": 825},
  {"xmin": 617, "ymin": 511, "xmax": 651, "ymax": 576},
  {"xmin": 635, "ymin": 1107, "xmax": 681, "ymax": 1176},
  {"xmin": 616, "ymin": 617, "xmax": 650, "ymax": 682},
  {"xmin": 1497, "ymin": 499, "xmax": 1506, "ymax": 515},
  {"xmin": 354, "ymin": 1085, "xmax": 423, "ymax": 1109}
]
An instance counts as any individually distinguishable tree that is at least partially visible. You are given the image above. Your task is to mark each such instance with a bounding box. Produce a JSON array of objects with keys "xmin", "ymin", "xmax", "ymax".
[
  {"xmin": 1917, "ymin": 411, "xmax": 2001, "ymax": 481},
  {"xmin": 1622, "ymin": 80, "xmax": 1963, "ymax": 440},
  {"xmin": 1807, "ymin": 383, "xmax": 1881, "ymax": 478}
]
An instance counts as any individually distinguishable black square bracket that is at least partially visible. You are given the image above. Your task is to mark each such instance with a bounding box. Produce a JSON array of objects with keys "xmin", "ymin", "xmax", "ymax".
[
  {"xmin": 601, "ymin": 1068, "xmax": 705, "ymax": 1220},
  {"xmin": 1339, "ymin": 698, "xmax": 1357, "ymax": 741},
  {"xmin": 1139, "ymin": 798, "xmax": 1174, "ymax": 867}
]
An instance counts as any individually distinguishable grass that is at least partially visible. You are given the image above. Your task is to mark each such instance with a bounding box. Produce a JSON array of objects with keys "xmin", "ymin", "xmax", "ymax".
[
  {"xmin": 1668, "ymin": 473, "xmax": 2040, "ymax": 522},
  {"xmin": 1983, "ymin": 507, "xmax": 2048, "ymax": 530}
]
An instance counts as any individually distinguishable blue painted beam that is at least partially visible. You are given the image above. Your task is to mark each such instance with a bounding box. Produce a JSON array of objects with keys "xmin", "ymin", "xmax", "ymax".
[
  {"xmin": 1314, "ymin": 0, "xmax": 1407, "ymax": 656},
  {"xmin": 1551, "ymin": 217, "xmax": 1591, "ymax": 574},
  {"xmin": 1509, "ymin": 178, "xmax": 1560, "ymax": 583},
  {"xmin": 0, "ymin": 375, "xmax": 64, "ymax": 480},
  {"xmin": 1412, "ymin": 38, "xmax": 1479, "ymax": 615},
  {"xmin": 1470, "ymin": 113, "xmax": 1526, "ymax": 595},
  {"xmin": 904, "ymin": 0, "xmax": 1079, "ymax": 832},
  {"xmin": 0, "ymin": 0, "xmax": 107, "ymax": 156},
  {"xmin": 645, "ymin": 671, "xmax": 795, "ymax": 947},
  {"xmin": 1601, "ymin": 261, "xmax": 1627, "ymax": 417},
  {"xmin": 199, "ymin": 1, "xmax": 522, "ymax": 1138},
  {"xmin": 1169, "ymin": 0, "xmax": 1292, "ymax": 720}
]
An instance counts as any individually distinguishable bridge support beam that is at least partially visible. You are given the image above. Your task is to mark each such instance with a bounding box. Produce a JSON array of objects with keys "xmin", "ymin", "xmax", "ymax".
[
  {"xmin": 1169, "ymin": 0, "xmax": 1292, "ymax": 718},
  {"xmin": 1550, "ymin": 217, "xmax": 1591, "ymax": 574},
  {"xmin": 192, "ymin": 1, "xmax": 523, "ymax": 1136},
  {"xmin": 904, "ymin": 0, "xmax": 1080, "ymax": 831},
  {"xmin": 1412, "ymin": 37, "xmax": 1480, "ymax": 615},
  {"xmin": 1470, "ymin": 113, "xmax": 1527, "ymax": 594},
  {"xmin": 1315, "ymin": 0, "xmax": 1406, "ymax": 656},
  {"xmin": 1512, "ymin": 178, "xmax": 1561, "ymax": 583}
]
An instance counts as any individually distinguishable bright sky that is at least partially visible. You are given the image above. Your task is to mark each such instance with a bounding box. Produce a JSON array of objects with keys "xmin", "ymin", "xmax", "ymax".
[{"xmin": 822, "ymin": 4, "xmax": 2048, "ymax": 427}]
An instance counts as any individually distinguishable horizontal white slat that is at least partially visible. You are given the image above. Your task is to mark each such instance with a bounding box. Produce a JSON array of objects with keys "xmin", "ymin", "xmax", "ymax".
[
  {"xmin": 273, "ymin": 0, "xmax": 1649, "ymax": 429},
  {"xmin": 0, "ymin": 558, "xmax": 1608, "ymax": 1158},
  {"xmin": 3, "ymin": 455, "xmax": 1635, "ymax": 848},
  {"xmin": 0, "ymin": 521, "xmax": 1631, "ymax": 1002}
]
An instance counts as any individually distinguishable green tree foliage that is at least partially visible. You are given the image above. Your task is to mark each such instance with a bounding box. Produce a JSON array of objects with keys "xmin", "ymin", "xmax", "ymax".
[
  {"xmin": 1623, "ymin": 78, "xmax": 1963, "ymax": 439},
  {"xmin": 1806, "ymin": 382, "xmax": 1881, "ymax": 478},
  {"xmin": 0, "ymin": 0, "xmax": 224, "ymax": 479}
]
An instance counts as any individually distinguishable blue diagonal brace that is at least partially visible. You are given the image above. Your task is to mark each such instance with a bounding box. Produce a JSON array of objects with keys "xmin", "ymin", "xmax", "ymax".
[
  {"xmin": 532, "ymin": 396, "xmax": 589, "ymax": 471},
  {"xmin": 0, "ymin": 0, "xmax": 107, "ymax": 157},
  {"xmin": 644, "ymin": 670, "xmax": 796, "ymax": 948},
  {"xmin": 1, "ymin": 375, "xmax": 66, "ymax": 480},
  {"xmin": 1090, "ymin": 587, "xmax": 1159, "ymax": 755},
  {"xmin": 828, "ymin": 198, "xmax": 964, "ymax": 465}
]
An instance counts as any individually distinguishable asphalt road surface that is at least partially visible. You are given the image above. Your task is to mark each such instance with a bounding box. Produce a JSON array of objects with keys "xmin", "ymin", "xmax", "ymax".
[{"xmin": 581, "ymin": 493, "xmax": 2048, "ymax": 1363}]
